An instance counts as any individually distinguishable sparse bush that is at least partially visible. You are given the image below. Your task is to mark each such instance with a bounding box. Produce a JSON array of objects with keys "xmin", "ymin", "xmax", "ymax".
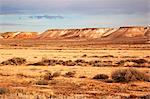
[
  {"xmin": 101, "ymin": 55, "xmax": 114, "ymax": 58},
  {"xmin": 93, "ymin": 74, "xmax": 109, "ymax": 79},
  {"xmin": 52, "ymin": 71, "xmax": 61, "ymax": 77},
  {"xmin": 75, "ymin": 59, "xmax": 86, "ymax": 63},
  {"xmin": 111, "ymin": 68, "xmax": 150, "ymax": 82},
  {"xmin": 29, "ymin": 62, "xmax": 45, "ymax": 66},
  {"xmin": 75, "ymin": 59, "xmax": 86, "ymax": 66},
  {"xmin": 0, "ymin": 88, "xmax": 7, "ymax": 94},
  {"xmin": 131, "ymin": 59, "xmax": 147, "ymax": 64},
  {"xmin": 56, "ymin": 60, "xmax": 65, "ymax": 65},
  {"xmin": 36, "ymin": 80, "xmax": 49, "ymax": 85},
  {"xmin": 116, "ymin": 60, "xmax": 125, "ymax": 65},
  {"xmin": 140, "ymin": 94, "xmax": 150, "ymax": 99},
  {"xmin": 42, "ymin": 59, "xmax": 57, "ymax": 66},
  {"xmin": 0, "ymin": 73, "xmax": 10, "ymax": 76},
  {"xmin": 64, "ymin": 71, "xmax": 76, "ymax": 77},
  {"xmin": 104, "ymin": 79, "xmax": 114, "ymax": 83},
  {"xmin": 63, "ymin": 60, "xmax": 76, "ymax": 66},
  {"xmin": 17, "ymin": 73, "xmax": 28, "ymax": 78},
  {"xmin": 101, "ymin": 61, "xmax": 113, "ymax": 66},
  {"xmin": 1, "ymin": 57, "xmax": 26, "ymax": 65},
  {"xmin": 43, "ymin": 72, "xmax": 53, "ymax": 80},
  {"xmin": 145, "ymin": 56, "xmax": 150, "ymax": 58},
  {"xmin": 116, "ymin": 59, "xmax": 148, "ymax": 66},
  {"xmin": 79, "ymin": 76, "xmax": 87, "ymax": 78},
  {"xmin": 89, "ymin": 60, "xmax": 101, "ymax": 67},
  {"xmin": 43, "ymin": 71, "xmax": 61, "ymax": 80},
  {"xmin": 29, "ymin": 59, "xmax": 58, "ymax": 66},
  {"xmin": 82, "ymin": 54, "xmax": 87, "ymax": 57}
]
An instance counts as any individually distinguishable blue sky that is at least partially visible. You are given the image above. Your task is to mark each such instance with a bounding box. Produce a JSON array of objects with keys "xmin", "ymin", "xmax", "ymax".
[{"xmin": 0, "ymin": 0, "xmax": 149, "ymax": 32}]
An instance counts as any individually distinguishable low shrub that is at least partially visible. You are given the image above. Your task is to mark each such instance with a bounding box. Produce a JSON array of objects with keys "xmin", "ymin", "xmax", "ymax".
[
  {"xmin": 116, "ymin": 59, "xmax": 148, "ymax": 66},
  {"xmin": 111, "ymin": 68, "xmax": 150, "ymax": 82},
  {"xmin": 64, "ymin": 71, "xmax": 76, "ymax": 77},
  {"xmin": 131, "ymin": 59, "xmax": 147, "ymax": 64},
  {"xmin": 88, "ymin": 60, "xmax": 102, "ymax": 67},
  {"xmin": 52, "ymin": 71, "xmax": 61, "ymax": 77},
  {"xmin": 56, "ymin": 60, "xmax": 65, "ymax": 65},
  {"xmin": 17, "ymin": 73, "xmax": 28, "ymax": 78},
  {"xmin": 0, "ymin": 88, "xmax": 7, "ymax": 94},
  {"xmin": 29, "ymin": 59, "xmax": 58, "ymax": 66},
  {"xmin": 63, "ymin": 60, "xmax": 76, "ymax": 66},
  {"xmin": 93, "ymin": 74, "xmax": 109, "ymax": 79},
  {"xmin": 82, "ymin": 54, "xmax": 87, "ymax": 57},
  {"xmin": 79, "ymin": 76, "xmax": 87, "ymax": 78},
  {"xmin": 116, "ymin": 60, "xmax": 125, "ymax": 65},
  {"xmin": 1, "ymin": 57, "xmax": 26, "ymax": 65},
  {"xmin": 74, "ymin": 59, "xmax": 87, "ymax": 66},
  {"xmin": 29, "ymin": 62, "xmax": 45, "ymax": 66},
  {"xmin": 43, "ymin": 72, "xmax": 53, "ymax": 80},
  {"xmin": 36, "ymin": 80, "xmax": 49, "ymax": 85},
  {"xmin": 103, "ymin": 79, "xmax": 114, "ymax": 83},
  {"xmin": 42, "ymin": 71, "xmax": 61, "ymax": 81},
  {"xmin": 101, "ymin": 55, "xmax": 114, "ymax": 58}
]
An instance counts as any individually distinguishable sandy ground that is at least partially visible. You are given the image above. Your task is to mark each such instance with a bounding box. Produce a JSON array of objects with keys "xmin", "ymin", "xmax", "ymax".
[{"xmin": 0, "ymin": 42, "xmax": 150, "ymax": 99}]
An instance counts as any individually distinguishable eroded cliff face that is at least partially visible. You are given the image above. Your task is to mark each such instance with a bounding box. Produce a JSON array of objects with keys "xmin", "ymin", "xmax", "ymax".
[
  {"xmin": 0, "ymin": 26, "xmax": 149, "ymax": 43},
  {"xmin": 0, "ymin": 35, "xmax": 3, "ymax": 39},
  {"xmin": 145, "ymin": 27, "xmax": 150, "ymax": 37},
  {"xmin": 102, "ymin": 27, "xmax": 148, "ymax": 39},
  {"xmin": 38, "ymin": 28, "xmax": 118, "ymax": 39},
  {"xmin": 14, "ymin": 32, "xmax": 38, "ymax": 39},
  {"xmin": 0, "ymin": 32, "xmax": 38, "ymax": 39}
]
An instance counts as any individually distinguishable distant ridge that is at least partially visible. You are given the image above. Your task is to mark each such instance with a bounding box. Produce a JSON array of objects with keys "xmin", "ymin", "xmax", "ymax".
[{"xmin": 0, "ymin": 26, "xmax": 149, "ymax": 44}]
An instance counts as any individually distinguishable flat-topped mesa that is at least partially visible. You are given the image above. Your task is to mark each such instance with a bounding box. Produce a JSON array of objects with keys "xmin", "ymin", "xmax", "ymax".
[
  {"xmin": 1, "ymin": 32, "xmax": 38, "ymax": 39},
  {"xmin": 0, "ymin": 26, "xmax": 149, "ymax": 43},
  {"xmin": 14, "ymin": 32, "xmax": 38, "ymax": 39},
  {"xmin": 105, "ymin": 26, "xmax": 148, "ymax": 38},
  {"xmin": 39, "ymin": 28, "xmax": 117, "ymax": 39}
]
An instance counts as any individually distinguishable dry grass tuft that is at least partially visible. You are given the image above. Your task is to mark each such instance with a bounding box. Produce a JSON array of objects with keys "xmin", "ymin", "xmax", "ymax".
[{"xmin": 111, "ymin": 68, "xmax": 150, "ymax": 82}]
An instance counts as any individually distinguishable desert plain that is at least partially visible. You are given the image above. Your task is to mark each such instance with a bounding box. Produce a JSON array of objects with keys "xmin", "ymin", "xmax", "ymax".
[{"xmin": 0, "ymin": 27, "xmax": 150, "ymax": 99}]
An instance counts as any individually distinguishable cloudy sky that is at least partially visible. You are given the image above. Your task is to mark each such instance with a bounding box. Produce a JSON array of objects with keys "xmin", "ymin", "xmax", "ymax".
[{"xmin": 0, "ymin": 0, "xmax": 149, "ymax": 32}]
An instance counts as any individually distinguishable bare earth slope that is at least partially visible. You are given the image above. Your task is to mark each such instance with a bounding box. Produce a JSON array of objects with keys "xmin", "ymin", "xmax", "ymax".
[{"xmin": 0, "ymin": 26, "xmax": 149, "ymax": 44}]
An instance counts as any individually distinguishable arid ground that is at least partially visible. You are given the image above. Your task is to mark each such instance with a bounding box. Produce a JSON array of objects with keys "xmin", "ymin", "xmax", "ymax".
[{"xmin": 0, "ymin": 39, "xmax": 149, "ymax": 99}]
